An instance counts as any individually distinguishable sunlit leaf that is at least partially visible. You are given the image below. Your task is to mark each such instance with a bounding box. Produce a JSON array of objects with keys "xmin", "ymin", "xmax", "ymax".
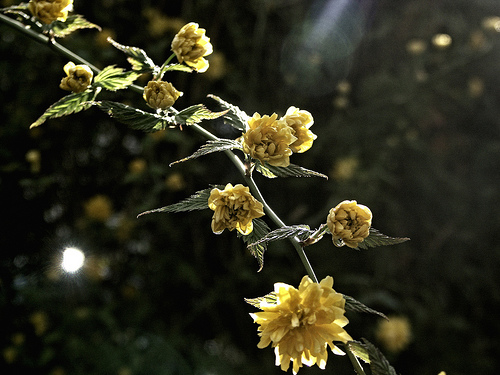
[
  {"xmin": 107, "ymin": 38, "xmax": 156, "ymax": 73},
  {"xmin": 207, "ymin": 94, "xmax": 250, "ymax": 131},
  {"xmin": 245, "ymin": 291, "xmax": 277, "ymax": 308},
  {"xmin": 255, "ymin": 161, "xmax": 328, "ymax": 179},
  {"xmin": 356, "ymin": 228, "xmax": 410, "ymax": 250},
  {"xmin": 94, "ymin": 65, "xmax": 141, "ymax": 91},
  {"xmin": 247, "ymin": 225, "xmax": 312, "ymax": 248},
  {"xmin": 174, "ymin": 104, "xmax": 228, "ymax": 126},
  {"xmin": 346, "ymin": 341, "xmax": 371, "ymax": 364},
  {"xmin": 50, "ymin": 14, "xmax": 101, "ymax": 38},
  {"xmin": 240, "ymin": 218, "xmax": 271, "ymax": 272},
  {"xmin": 169, "ymin": 139, "xmax": 243, "ymax": 166},
  {"xmin": 92, "ymin": 100, "xmax": 171, "ymax": 132},
  {"xmin": 137, "ymin": 186, "xmax": 224, "ymax": 217},
  {"xmin": 343, "ymin": 294, "xmax": 388, "ymax": 320},
  {"xmin": 361, "ymin": 339, "xmax": 398, "ymax": 375},
  {"xmin": 30, "ymin": 89, "xmax": 99, "ymax": 128}
]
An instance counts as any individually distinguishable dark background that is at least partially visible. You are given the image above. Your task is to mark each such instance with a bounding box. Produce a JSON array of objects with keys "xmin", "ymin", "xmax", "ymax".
[{"xmin": 1, "ymin": 0, "xmax": 499, "ymax": 374}]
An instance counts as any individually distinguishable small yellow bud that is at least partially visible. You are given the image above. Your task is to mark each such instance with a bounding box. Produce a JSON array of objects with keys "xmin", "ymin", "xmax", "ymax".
[
  {"xmin": 143, "ymin": 80, "xmax": 183, "ymax": 110},
  {"xmin": 59, "ymin": 62, "xmax": 93, "ymax": 93}
]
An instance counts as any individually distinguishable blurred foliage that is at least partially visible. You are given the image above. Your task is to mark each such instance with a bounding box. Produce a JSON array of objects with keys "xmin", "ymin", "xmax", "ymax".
[{"xmin": 1, "ymin": 0, "xmax": 500, "ymax": 374}]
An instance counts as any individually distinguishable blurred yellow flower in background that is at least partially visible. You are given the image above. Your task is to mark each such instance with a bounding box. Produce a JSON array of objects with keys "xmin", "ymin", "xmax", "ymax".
[
  {"xmin": 27, "ymin": 0, "xmax": 73, "ymax": 24},
  {"xmin": 208, "ymin": 183, "xmax": 264, "ymax": 235},
  {"xmin": 250, "ymin": 276, "xmax": 352, "ymax": 374},
  {"xmin": 59, "ymin": 62, "xmax": 93, "ymax": 93},
  {"xmin": 330, "ymin": 156, "xmax": 359, "ymax": 181},
  {"xmin": 375, "ymin": 315, "xmax": 412, "ymax": 353},
  {"xmin": 83, "ymin": 194, "xmax": 113, "ymax": 222},
  {"xmin": 143, "ymin": 80, "xmax": 182, "ymax": 110},
  {"xmin": 143, "ymin": 8, "xmax": 185, "ymax": 38},
  {"xmin": 30, "ymin": 311, "xmax": 49, "ymax": 336},
  {"xmin": 327, "ymin": 200, "xmax": 372, "ymax": 248},
  {"xmin": 171, "ymin": 22, "xmax": 213, "ymax": 73},
  {"xmin": 242, "ymin": 113, "xmax": 297, "ymax": 167},
  {"xmin": 281, "ymin": 106, "xmax": 316, "ymax": 154}
]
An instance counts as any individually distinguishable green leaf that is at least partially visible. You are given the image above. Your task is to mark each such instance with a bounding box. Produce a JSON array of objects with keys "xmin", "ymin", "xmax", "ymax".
[
  {"xmin": 255, "ymin": 160, "xmax": 328, "ymax": 179},
  {"xmin": 169, "ymin": 139, "xmax": 243, "ymax": 166},
  {"xmin": 94, "ymin": 65, "xmax": 141, "ymax": 91},
  {"xmin": 361, "ymin": 339, "xmax": 398, "ymax": 375},
  {"xmin": 356, "ymin": 228, "xmax": 410, "ymax": 250},
  {"xmin": 247, "ymin": 224, "xmax": 312, "ymax": 248},
  {"xmin": 245, "ymin": 291, "xmax": 277, "ymax": 308},
  {"xmin": 107, "ymin": 38, "xmax": 156, "ymax": 73},
  {"xmin": 92, "ymin": 100, "xmax": 171, "ymax": 132},
  {"xmin": 207, "ymin": 94, "xmax": 250, "ymax": 131},
  {"xmin": 240, "ymin": 218, "xmax": 271, "ymax": 272},
  {"xmin": 30, "ymin": 89, "xmax": 99, "ymax": 128},
  {"xmin": 137, "ymin": 186, "xmax": 223, "ymax": 217},
  {"xmin": 162, "ymin": 63, "xmax": 193, "ymax": 74},
  {"xmin": 343, "ymin": 294, "xmax": 388, "ymax": 320},
  {"xmin": 346, "ymin": 341, "xmax": 371, "ymax": 364},
  {"xmin": 174, "ymin": 104, "xmax": 228, "ymax": 126},
  {"xmin": 50, "ymin": 14, "xmax": 101, "ymax": 38}
]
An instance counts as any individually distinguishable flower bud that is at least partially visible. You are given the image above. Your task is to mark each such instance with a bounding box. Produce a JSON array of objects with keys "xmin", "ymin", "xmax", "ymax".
[
  {"xmin": 171, "ymin": 22, "xmax": 213, "ymax": 73},
  {"xmin": 326, "ymin": 200, "xmax": 372, "ymax": 248},
  {"xmin": 59, "ymin": 62, "xmax": 93, "ymax": 93},
  {"xmin": 28, "ymin": 0, "xmax": 73, "ymax": 24},
  {"xmin": 143, "ymin": 80, "xmax": 182, "ymax": 110}
]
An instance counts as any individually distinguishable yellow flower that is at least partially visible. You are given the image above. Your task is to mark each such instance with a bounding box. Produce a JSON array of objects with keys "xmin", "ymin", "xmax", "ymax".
[
  {"xmin": 208, "ymin": 183, "xmax": 264, "ymax": 235},
  {"xmin": 59, "ymin": 62, "xmax": 93, "ymax": 93},
  {"xmin": 242, "ymin": 113, "xmax": 297, "ymax": 167},
  {"xmin": 250, "ymin": 276, "xmax": 352, "ymax": 374},
  {"xmin": 281, "ymin": 107, "xmax": 316, "ymax": 153},
  {"xmin": 143, "ymin": 80, "xmax": 182, "ymax": 110},
  {"xmin": 375, "ymin": 316, "xmax": 412, "ymax": 353},
  {"xmin": 171, "ymin": 22, "xmax": 213, "ymax": 73},
  {"xmin": 326, "ymin": 200, "xmax": 372, "ymax": 248},
  {"xmin": 28, "ymin": 0, "xmax": 73, "ymax": 24},
  {"xmin": 83, "ymin": 194, "xmax": 113, "ymax": 222}
]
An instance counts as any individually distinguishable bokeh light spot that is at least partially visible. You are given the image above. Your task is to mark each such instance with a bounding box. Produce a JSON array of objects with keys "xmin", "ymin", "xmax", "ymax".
[{"xmin": 61, "ymin": 247, "xmax": 85, "ymax": 273}]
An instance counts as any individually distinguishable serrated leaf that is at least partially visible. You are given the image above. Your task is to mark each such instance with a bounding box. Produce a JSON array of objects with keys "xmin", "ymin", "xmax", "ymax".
[
  {"xmin": 174, "ymin": 104, "xmax": 228, "ymax": 126},
  {"xmin": 343, "ymin": 294, "xmax": 388, "ymax": 320},
  {"xmin": 50, "ymin": 14, "xmax": 101, "ymax": 38},
  {"xmin": 137, "ymin": 186, "xmax": 223, "ymax": 217},
  {"xmin": 92, "ymin": 100, "xmax": 171, "ymax": 132},
  {"xmin": 346, "ymin": 341, "xmax": 371, "ymax": 364},
  {"xmin": 94, "ymin": 65, "xmax": 141, "ymax": 91},
  {"xmin": 30, "ymin": 89, "xmax": 99, "ymax": 128},
  {"xmin": 245, "ymin": 291, "xmax": 277, "ymax": 308},
  {"xmin": 361, "ymin": 339, "xmax": 398, "ymax": 375},
  {"xmin": 169, "ymin": 139, "xmax": 243, "ymax": 166},
  {"xmin": 356, "ymin": 228, "xmax": 410, "ymax": 250},
  {"xmin": 162, "ymin": 63, "xmax": 193, "ymax": 73},
  {"xmin": 207, "ymin": 94, "xmax": 250, "ymax": 131},
  {"xmin": 107, "ymin": 38, "xmax": 156, "ymax": 73},
  {"xmin": 247, "ymin": 224, "xmax": 312, "ymax": 248},
  {"xmin": 240, "ymin": 218, "xmax": 271, "ymax": 271},
  {"xmin": 255, "ymin": 161, "xmax": 328, "ymax": 179}
]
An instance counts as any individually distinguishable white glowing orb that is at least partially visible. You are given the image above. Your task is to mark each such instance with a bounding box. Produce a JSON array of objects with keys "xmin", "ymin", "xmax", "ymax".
[{"xmin": 61, "ymin": 247, "xmax": 85, "ymax": 273}]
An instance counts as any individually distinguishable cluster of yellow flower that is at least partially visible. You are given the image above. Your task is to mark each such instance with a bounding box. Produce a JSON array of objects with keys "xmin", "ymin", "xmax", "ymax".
[
  {"xmin": 27, "ymin": 12, "xmax": 383, "ymax": 372},
  {"xmin": 242, "ymin": 107, "xmax": 316, "ymax": 167},
  {"xmin": 27, "ymin": 0, "xmax": 73, "ymax": 25}
]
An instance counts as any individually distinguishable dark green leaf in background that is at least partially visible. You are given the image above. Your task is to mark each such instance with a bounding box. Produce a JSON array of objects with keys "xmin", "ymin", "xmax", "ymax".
[{"xmin": 362, "ymin": 338, "xmax": 398, "ymax": 375}]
